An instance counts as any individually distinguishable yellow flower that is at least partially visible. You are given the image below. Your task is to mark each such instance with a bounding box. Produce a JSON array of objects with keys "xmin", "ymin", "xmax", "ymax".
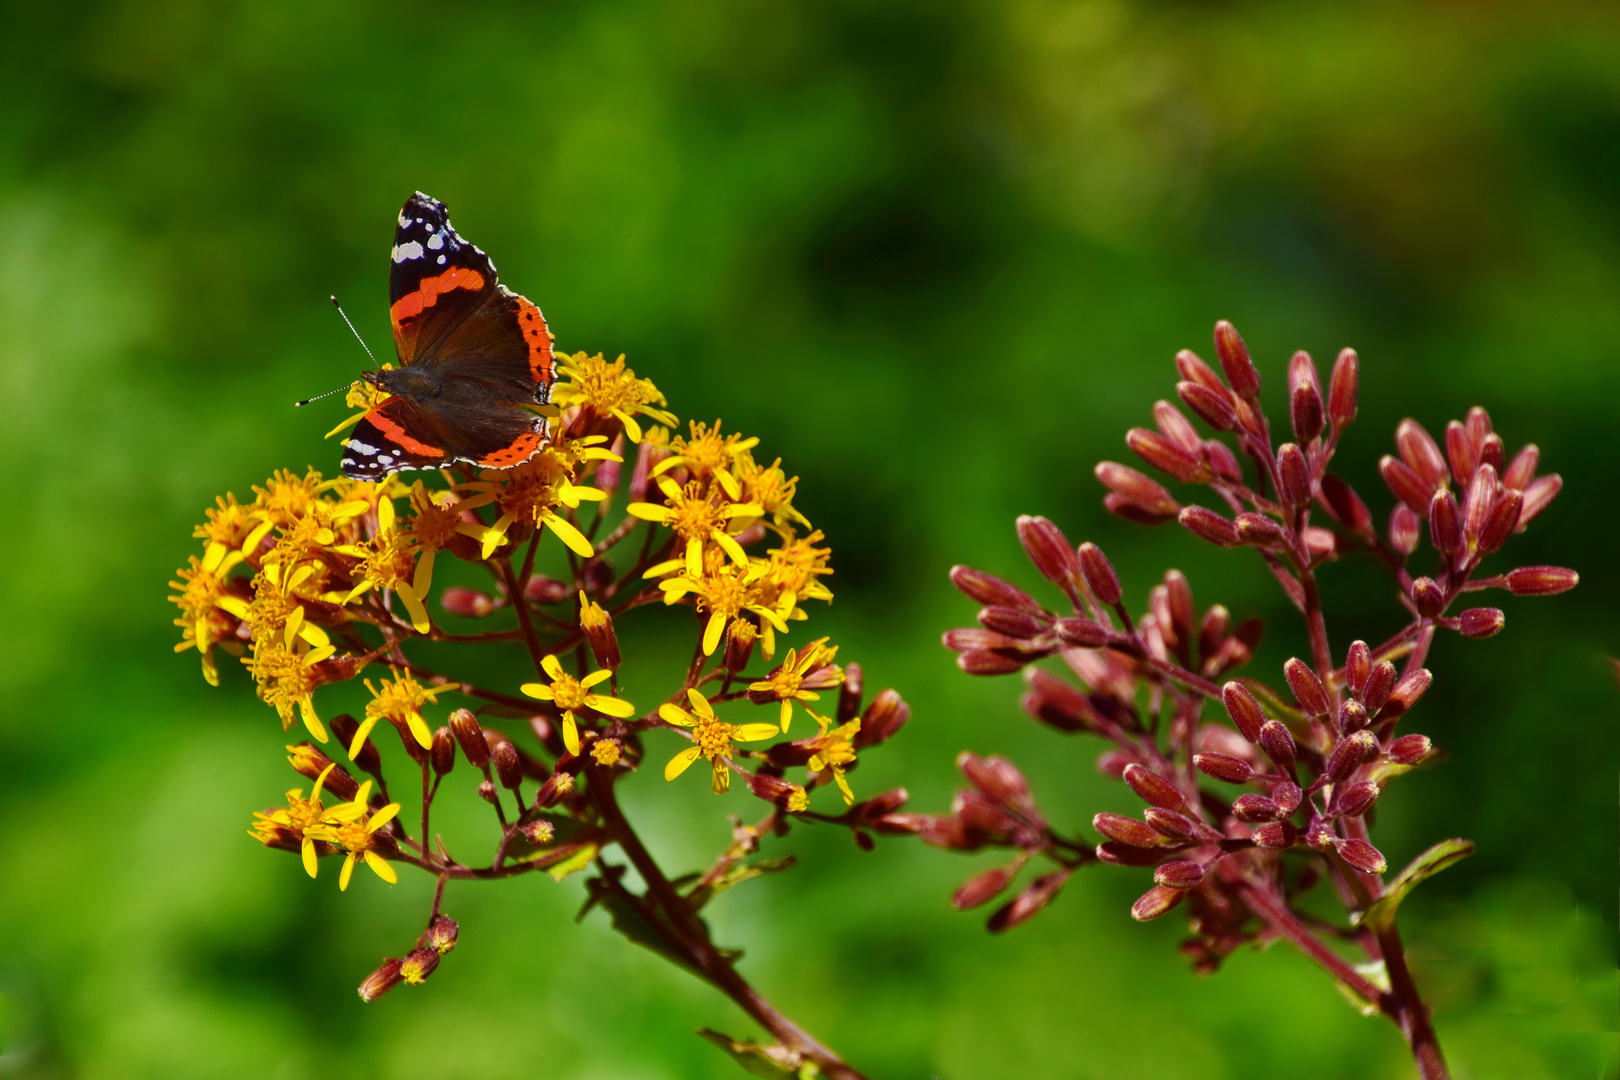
[
  {"xmin": 249, "ymin": 762, "xmax": 348, "ymax": 877},
  {"xmin": 550, "ymin": 352, "xmax": 676, "ymax": 442},
  {"xmin": 521, "ymin": 654, "xmax": 636, "ymax": 756},
  {"xmin": 630, "ymin": 476, "xmax": 761, "ymax": 578},
  {"xmin": 653, "ymin": 420, "xmax": 758, "ymax": 500},
  {"xmin": 747, "ymin": 637, "xmax": 842, "ymax": 732},
  {"xmin": 303, "ymin": 779, "xmax": 402, "ymax": 891},
  {"xmin": 350, "ymin": 670, "xmax": 454, "ymax": 758},
  {"xmin": 758, "ymin": 529, "xmax": 834, "ymax": 612},
  {"xmin": 323, "ymin": 365, "xmax": 396, "ymax": 439},
  {"xmin": 251, "ymin": 467, "xmax": 331, "ymax": 530},
  {"xmin": 733, "ymin": 454, "xmax": 809, "ymax": 529},
  {"xmin": 169, "ymin": 555, "xmax": 242, "ymax": 686},
  {"xmin": 658, "ymin": 561, "xmax": 789, "ymax": 656},
  {"xmin": 659, "ymin": 688, "xmax": 780, "ymax": 794},
  {"xmin": 459, "ymin": 447, "xmax": 607, "ymax": 559},
  {"xmin": 804, "ymin": 711, "xmax": 861, "ymax": 805},
  {"xmin": 591, "ymin": 739, "xmax": 624, "ymax": 767},
  {"xmin": 193, "ymin": 493, "xmax": 256, "ymax": 570},
  {"xmin": 243, "ymin": 637, "xmax": 336, "ymax": 741},
  {"xmin": 345, "ymin": 525, "xmax": 432, "ymax": 631}
]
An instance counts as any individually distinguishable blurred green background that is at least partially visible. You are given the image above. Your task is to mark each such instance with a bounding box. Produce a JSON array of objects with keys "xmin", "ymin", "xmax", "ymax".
[{"xmin": 1, "ymin": 1, "xmax": 1615, "ymax": 1077}]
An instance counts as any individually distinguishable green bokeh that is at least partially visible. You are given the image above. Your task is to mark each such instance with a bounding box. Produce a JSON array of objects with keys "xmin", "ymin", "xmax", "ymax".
[{"xmin": 1, "ymin": 2, "xmax": 1615, "ymax": 1077}]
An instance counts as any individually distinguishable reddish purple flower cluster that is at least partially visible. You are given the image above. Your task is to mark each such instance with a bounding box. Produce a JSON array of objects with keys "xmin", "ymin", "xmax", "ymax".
[{"xmin": 916, "ymin": 321, "xmax": 1577, "ymax": 1080}]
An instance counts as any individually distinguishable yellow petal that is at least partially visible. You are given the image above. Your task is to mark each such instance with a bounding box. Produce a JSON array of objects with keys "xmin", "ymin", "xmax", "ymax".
[
  {"xmin": 300, "ymin": 699, "xmax": 329, "ymax": 743},
  {"xmin": 780, "ymin": 700, "xmax": 792, "ymax": 732},
  {"xmin": 363, "ymin": 850, "xmax": 398, "ymax": 884},
  {"xmin": 581, "ymin": 668, "xmax": 613, "ymax": 689},
  {"xmin": 685, "ymin": 537, "xmax": 703, "ymax": 577},
  {"xmin": 542, "ymin": 512, "xmax": 595, "ymax": 558},
  {"xmin": 413, "ymin": 548, "xmax": 436, "ymax": 599},
  {"xmin": 613, "ymin": 409, "xmax": 644, "ymax": 443},
  {"xmin": 520, "ymin": 682, "xmax": 556, "ymax": 701},
  {"xmin": 311, "ymin": 762, "xmax": 336, "ymax": 802},
  {"xmin": 712, "ymin": 762, "xmax": 731, "ymax": 794},
  {"xmin": 284, "ymin": 605, "xmax": 305, "ymax": 648},
  {"xmin": 324, "ymin": 410, "xmax": 368, "ymax": 439},
  {"xmin": 642, "ymin": 558, "xmax": 686, "ymax": 579},
  {"xmin": 686, "ymin": 687, "xmax": 714, "ymax": 717},
  {"xmin": 347, "ymin": 715, "xmax": 381, "ymax": 760},
  {"xmin": 397, "ymin": 584, "xmax": 431, "ymax": 634},
  {"xmin": 296, "ymin": 621, "xmax": 330, "ymax": 648},
  {"xmin": 406, "ymin": 709, "xmax": 432, "ymax": 749},
  {"xmin": 482, "ymin": 513, "xmax": 514, "ymax": 560},
  {"xmin": 716, "ymin": 469, "xmax": 741, "ymax": 502},
  {"xmin": 658, "ymin": 703, "xmax": 694, "ymax": 726},
  {"xmin": 339, "ymin": 853, "xmax": 356, "ymax": 891},
  {"xmin": 541, "ymin": 654, "xmax": 566, "ymax": 680},
  {"xmin": 584, "ymin": 694, "xmax": 636, "ymax": 718},
  {"xmin": 566, "ymin": 485, "xmax": 610, "ymax": 503},
  {"xmin": 366, "ymin": 803, "xmax": 402, "ymax": 831},
  {"xmin": 302, "ymin": 838, "xmax": 319, "ymax": 879},
  {"xmin": 626, "ymin": 502, "xmax": 673, "ymax": 523},
  {"xmin": 563, "ymin": 714, "xmax": 581, "ymax": 756},
  {"xmin": 714, "ymin": 529, "xmax": 749, "ymax": 568},
  {"xmin": 835, "ymin": 769, "xmax": 854, "ymax": 805},
  {"xmin": 664, "ymin": 745, "xmax": 702, "ymax": 781},
  {"xmin": 733, "ymin": 723, "xmax": 782, "ymax": 743},
  {"xmin": 702, "ymin": 610, "xmax": 726, "ymax": 656}
]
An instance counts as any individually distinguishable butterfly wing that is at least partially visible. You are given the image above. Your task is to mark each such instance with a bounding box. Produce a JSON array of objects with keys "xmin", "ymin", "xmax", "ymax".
[
  {"xmin": 340, "ymin": 393, "xmax": 548, "ymax": 480},
  {"xmin": 389, "ymin": 192, "xmax": 555, "ymax": 404}
]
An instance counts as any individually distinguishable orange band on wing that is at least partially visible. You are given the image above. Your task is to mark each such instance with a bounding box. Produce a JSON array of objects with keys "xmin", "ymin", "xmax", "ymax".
[
  {"xmin": 514, "ymin": 296, "xmax": 555, "ymax": 384},
  {"xmin": 389, "ymin": 266, "xmax": 486, "ymax": 324},
  {"xmin": 367, "ymin": 409, "xmax": 444, "ymax": 457},
  {"xmin": 477, "ymin": 429, "xmax": 544, "ymax": 468}
]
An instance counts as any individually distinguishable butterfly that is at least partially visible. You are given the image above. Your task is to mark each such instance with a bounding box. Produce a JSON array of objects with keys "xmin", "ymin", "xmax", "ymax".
[{"xmin": 338, "ymin": 192, "xmax": 555, "ymax": 481}]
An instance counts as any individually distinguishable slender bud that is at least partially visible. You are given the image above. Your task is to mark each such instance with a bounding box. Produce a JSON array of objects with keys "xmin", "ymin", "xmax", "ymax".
[
  {"xmin": 957, "ymin": 649, "xmax": 1026, "ymax": 676},
  {"xmin": 1284, "ymin": 657, "xmax": 1329, "ymax": 717},
  {"xmin": 723, "ymin": 617, "xmax": 757, "ymax": 673},
  {"xmin": 1337, "ymin": 838, "xmax": 1387, "ymax": 874},
  {"xmin": 1179, "ymin": 505, "xmax": 1239, "ymax": 548},
  {"xmin": 1131, "ymin": 883, "xmax": 1187, "ymax": 922},
  {"xmin": 1176, "ymin": 348, "xmax": 1224, "ymax": 390},
  {"xmin": 1232, "ymin": 794, "xmax": 1283, "ymax": 822},
  {"xmin": 1306, "ymin": 819, "xmax": 1336, "ymax": 850},
  {"xmin": 1054, "ymin": 617, "xmax": 1109, "ymax": 647},
  {"xmin": 399, "ymin": 947, "xmax": 440, "ymax": 985},
  {"xmin": 524, "ymin": 575, "xmax": 571, "ymax": 604},
  {"xmin": 1411, "ymin": 577, "xmax": 1445, "ymax": 618},
  {"xmin": 1478, "ymin": 432, "xmax": 1504, "ymax": 472},
  {"xmin": 358, "ymin": 958, "xmax": 405, "ymax": 1002},
  {"xmin": 1022, "ymin": 668, "xmax": 1094, "ymax": 732},
  {"xmin": 1077, "ymin": 542, "xmax": 1122, "ymax": 606},
  {"xmin": 988, "ymin": 870, "xmax": 1070, "ymax": 932},
  {"xmin": 949, "ymin": 565, "xmax": 1043, "ymax": 613},
  {"xmin": 1478, "ymin": 489, "xmax": 1524, "ymax": 554},
  {"xmin": 1388, "ymin": 504, "xmax": 1421, "ymax": 556},
  {"xmin": 1096, "ymin": 749, "xmax": 1134, "ymax": 778},
  {"xmin": 1361, "ymin": 661, "xmax": 1396, "ymax": 715},
  {"xmin": 1333, "ymin": 781, "xmax": 1379, "ymax": 818},
  {"xmin": 286, "ymin": 742, "xmax": 360, "ymax": 801},
  {"xmin": 1177, "ymin": 380, "xmax": 1236, "ymax": 430},
  {"xmin": 1153, "ymin": 400, "xmax": 1204, "ymax": 455},
  {"xmin": 1337, "ymin": 700, "xmax": 1369, "ymax": 736},
  {"xmin": 1144, "ymin": 808, "xmax": 1197, "ymax": 839},
  {"xmin": 1380, "ymin": 455, "xmax": 1433, "ymax": 515},
  {"xmin": 477, "ymin": 779, "xmax": 498, "ymax": 805},
  {"xmin": 449, "ymin": 708, "xmax": 490, "ymax": 769},
  {"xmin": 1194, "ymin": 752, "xmax": 1253, "ymax": 783},
  {"xmin": 1396, "ymin": 418, "xmax": 1449, "ymax": 489},
  {"xmin": 491, "ymin": 741, "xmax": 523, "ymax": 790},
  {"xmin": 1429, "ymin": 490, "xmax": 1462, "ymax": 558},
  {"xmin": 1288, "ymin": 351, "xmax": 1325, "ymax": 443},
  {"xmin": 1235, "ymin": 512, "xmax": 1286, "ymax": 546},
  {"xmin": 1389, "ymin": 733, "xmax": 1432, "ymax": 765},
  {"xmin": 1378, "ymin": 669, "xmax": 1432, "ymax": 721},
  {"xmin": 960, "ymin": 753, "xmax": 1037, "ymax": 817},
  {"xmin": 533, "ymin": 770, "xmax": 575, "ymax": 809},
  {"xmin": 1328, "ymin": 347, "xmax": 1358, "ymax": 430},
  {"xmin": 1092, "ymin": 813, "xmax": 1162, "ymax": 848},
  {"xmin": 1345, "ymin": 640, "xmax": 1371, "ymax": 698},
  {"xmin": 579, "ymin": 593, "xmax": 621, "ymax": 670},
  {"xmin": 980, "ymin": 606, "xmax": 1045, "ymax": 638},
  {"xmin": 1253, "ymin": 821, "xmax": 1297, "ymax": 849},
  {"xmin": 440, "ymin": 586, "xmax": 496, "ymax": 618},
  {"xmin": 1206, "ymin": 439, "xmax": 1243, "ymax": 483},
  {"xmin": 1518, "ymin": 473, "xmax": 1562, "ymax": 529},
  {"xmin": 1463, "ymin": 463, "xmax": 1499, "ymax": 541},
  {"xmin": 430, "ymin": 726, "xmax": 455, "ymax": 776},
  {"xmin": 1016, "ymin": 515, "xmax": 1081, "ymax": 589},
  {"xmin": 1213, "ymin": 320, "xmax": 1260, "ymax": 398},
  {"xmin": 1123, "ymin": 764, "xmax": 1184, "ymax": 810},
  {"xmin": 1127, "ymin": 428, "xmax": 1207, "ymax": 483},
  {"xmin": 746, "ymin": 772, "xmax": 809, "ymax": 812},
  {"xmin": 952, "ymin": 866, "xmax": 1016, "ymax": 910},
  {"xmin": 1095, "ymin": 462, "xmax": 1180, "ymax": 520},
  {"xmin": 1320, "ymin": 474, "xmax": 1375, "ymax": 539},
  {"xmin": 1458, "ymin": 608, "xmax": 1505, "ymax": 639},
  {"xmin": 1155, "ymin": 860, "xmax": 1205, "ymax": 889},
  {"xmin": 1163, "ymin": 571, "xmax": 1194, "ymax": 644},
  {"xmin": 1445, "ymin": 420, "xmax": 1476, "ymax": 485},
  {"xmin": 1258, "ymin": 720, "xmax": 1296, "ymax": 768},
  {"xmin": 1505, "ymin": 566, "xmax": 1579, "ymax": 596},
  {"xmin": 854, "ymin": 688, "xmax": 909, "ymax": 748},
  {"xmin": 1272, "ymin": 780, "xmax": 1303, "ymax": 815},
  {"xmin": 1503, "ymin": 443, "xmax": 1539, "ymax": 490},
  {"xmin": 837, "ymin": 662, "xmax": 864, "ymax": 722},
  {"xmin": 1326, "ymin": 730, "xmax": 1379, "ymax": 782},
  {"xmin": 1222, "ymin": 681, "xmax": 1266, "ymax": 742},
  {"xmin": 1277, "ymin": 443, "xmax": 1311, "ymax": 511}
]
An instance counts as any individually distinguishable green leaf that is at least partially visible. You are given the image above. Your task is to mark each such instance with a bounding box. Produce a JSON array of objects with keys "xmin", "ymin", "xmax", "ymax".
[
  {"xmin": 543, "ymin": 841, "xmax": 600, "ymax": 881},
  {"xmin": 697, "ymin": 1029, "xmax": 819, "ymax": 1079},
  {"xmin": 1333, "ymin": 959, "xmax": 1390, "ymax": 1017},
  {"xmin": 686, "ymin": 856, "xmax": 797, "ymax": 912},
  {"xmin": 1360, "ymin": 838, "xmax": 1475, "ymax": 933}
]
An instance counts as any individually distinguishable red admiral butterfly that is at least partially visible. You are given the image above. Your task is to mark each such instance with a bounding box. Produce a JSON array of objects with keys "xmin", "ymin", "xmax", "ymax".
[{"xmin": 338, "ymin": 192, "xmax": 555, "ymax": 481}]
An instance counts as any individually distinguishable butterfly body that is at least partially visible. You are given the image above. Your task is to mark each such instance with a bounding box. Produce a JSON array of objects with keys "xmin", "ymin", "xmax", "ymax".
[{"xmin": 339, "ymin": 192, "xmax": 556, "ymax": 481}]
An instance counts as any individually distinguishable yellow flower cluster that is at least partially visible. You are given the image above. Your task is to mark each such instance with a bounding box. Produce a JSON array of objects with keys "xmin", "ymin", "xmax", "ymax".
[{"xmin": 628, "ymin": 420, "xmax": 833, "ymax": 657}]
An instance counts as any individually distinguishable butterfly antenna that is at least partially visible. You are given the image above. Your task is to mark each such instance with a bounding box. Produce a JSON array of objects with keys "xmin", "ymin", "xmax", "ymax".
[
  {"xmin": 293, "ymin": 384, "xmax": 352, "ymax": 408},
  {"xmin": 330, "ymin": 294, "xmax": 380, "ymax": 368}
]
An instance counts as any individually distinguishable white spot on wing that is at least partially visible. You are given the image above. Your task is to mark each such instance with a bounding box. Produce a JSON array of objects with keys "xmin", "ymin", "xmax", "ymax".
[
  {"xmin": 437, "ymin": 254, "xmax": 446, "ymax": 264},
  {"xmin": 392, "ymin": 241, "xmax": 424, "ymax": 262},
  {"xmin": 347, "ymin": 440, "xmax": 379, "ymax": 455},
  {"xmin": 377, "ymin": 454, "xmax": 394, "ymax": 465},
  {"xmin": 426, "ymin": 232, "xmax": 445, "ymax": 250}
]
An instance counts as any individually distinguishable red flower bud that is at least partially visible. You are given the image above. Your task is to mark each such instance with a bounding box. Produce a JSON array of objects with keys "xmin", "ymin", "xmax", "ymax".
[
  {"xmin": 1153, "ymin": 400, "xmax": 1204, "ymax": 456},
  {"xmin": 1179, "ymin": 505, "xmax": 1240, "ymax": 548},
  {"xmin": 1235, "ymin": 512, "xmax": 1286, "ymax": 546},
  {"xmin": 1457, "ymin": 608, "xmax": 1505, "ymax": 639},
  {"xmin": 1396, "ymin": 418, "xmax": 1449, "ymax": 489},
  {"xmin": 1022, "ymin": 668, "xmax": 1095, "ymax": 733},
  {"xmin": 1272, "ymin": 780, "xmax": 1303, "ymax": 815},
  {"xmin": 1344, "ymin": 640, "xmax": 1371, "ymax": 698},
  {"xmin": 950, "ymin": 565, "xmax": 1043, "ymax": 613},
  {"xmin": 1328, "ymin": 347, "xmax": 1358, "ymax": 430},
  {"xmin": 1213, "ymin": 320, "xmax": 1259, "ymax": 398},
  {"xmin": 1517, "ymin": 473, "xmax": 1562, "ymax": 529},
  {"xmin": 1258, "ymin": 720, "xmax": 1296, "ymax": 769},
  {"xmin": 523, "ymin": 575, "xmax": 571, "ymax": 604},
  {"xmin": 1054, "ymin": 617, "xmax": 1109, "ymax": 647},
  {"xmin": 1319, "ymin": 474, "xmax": 1374, "ymax": 539},
  {"xmin": 449, "ymin": 708, "xmax": 490, "ymax": 769},
  {"xmin": 1130, "ymin": 883, "xmax": 1187, "ymax": 922},
  {"xmin": 1337, "ymin": 700, "xmax": 1369, "ymax": 736},
  {"xmin": 440, "ymin": 586, "xmax": 496, "ymax": 618},
  {"xmin": 1288, "ymin": 350, "xmax": 1324, "ymax": 443},
  {"xmin": 1337, "ymin": 837, "xmax": 1387, "ymax": 874},
  {"xmin": 1429, "ymin": 489, "xmax": 1462, "ymax": 558},
  {"xmin": 952, "ymin": 866, "xmax": 1017, "ymax": 910},
  {"xmin": 1206, "ymin": 439, "xmax": 1243, "ymax": 483},
  {"xmin": 1277, "ymin": 443, "xmax": 1311, "ymax": 511},
  {"xmin": 1123, "ymin": 764, "xmax": 1184, "ymax": 810},
  {"xmin": 1378, "ymin": 668, "xmax": 1432, "ymax": 721},
  {"xmin": 1478, "ymin": 489, "xmax": 1524, "ymax": 554},
  {"xmin": 1016, "ymin": 515, "xmax": 1081, "ymax": 590},
  {"xmin": 1361, "ymin": 661, "xmax": 1397, "ymax": 715},
  {"xmin": 1092, "ymin": 813, "xmax": 1162, "ymax": 848},
  {"xmin": 1253, "ymin": 821, "xmax": 1297, "ymax": 849},
  {"xmin": 1389, "ymin": 733, "xmax": 1432, "ymax": 765},
  {"xmin": 1177, "ymin": 380, "xmax": 1237, "ymax": 430},
  {"xmin": 1154, "ymin": 860, "xmax": 1206, "ymax": 889},
  {"xmin": 1284, "ymin": 657, "xmax": 1329, "ymax": 717},
  {"xmin": 1127, "ymin": 428, "xmax": 1208, "ymax": 483},
  {"xmin": 1412, "ymin": 577, "xmax": 1445, "ymax": 618},
  {"xmin": 1326, "ymin": 730, "xmax": 1380, "ymax": 782},
  {"xmin": 1505, "ymin": 565, "xmax": 1579, "ymax": 596},
  {"xmin": 1144, "ymin": 807, "xmax": 1198, "ymax": 839},
  {"xmin": 988, "ymin": 870, "xmax": 1070, "ymax": 932},
  {"xmin": 491, "ymin": 740, "xmax": 522, "ymax": 790},
  {"xmin": 1222, "ymin": 681, "xmax": 1266, "ymax": 742},
  {"xmin": 430, "ymin": 726, "xmax": 455, "ymax": 776},
  {"xmin": 1379, "ymin": 454, "xmax": 1433, "ymax": 516},
  {"xmin": 1503, "ymin": 443, "xmax": 1539, "ymax": 490},
  {"xmin": 1388, "ymin": 504, "xmax": 1421, "ymax": 556},
  {"xmin": 1332, "ymin": 781, "xmax": 1379, "ymax": 818},
  {"xmin": 1232, "ymin": 794, "xmax": 1283, "ymax": 822},
  {"xmin": 358, "ymin": 958, "xmax": 405, "ymax": 1002},
  {"xmin": 1194, "ymin": 751, "xmax": 1253, "ymax": 783},
  {"xmin": 978, "ymin": 606, "xmax": 1047, "ymax": 638},
  {"xmin": 1445, "ymin": 420, "xmax": 1477, "ymax": 486},
  {"xmin": 956, "ymin": 649, "xmax": 1027, "ymax": 676},
  {"xmin": 1077, "ymin": 542, "xmax": 1123, "ymax": 606},
  {"xmin": 1095, "ymin": 462, "xmax": 1179, "ymax": 521},
  {"xmin": 1463, "ymin": 463, "xmax": 1499, "ymax": 542}
]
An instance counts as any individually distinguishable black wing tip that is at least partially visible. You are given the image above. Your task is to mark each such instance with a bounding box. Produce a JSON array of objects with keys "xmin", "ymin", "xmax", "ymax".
[{"xmin": 403, "ymin": 191, "xmax": 447, "ymax": 214}]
